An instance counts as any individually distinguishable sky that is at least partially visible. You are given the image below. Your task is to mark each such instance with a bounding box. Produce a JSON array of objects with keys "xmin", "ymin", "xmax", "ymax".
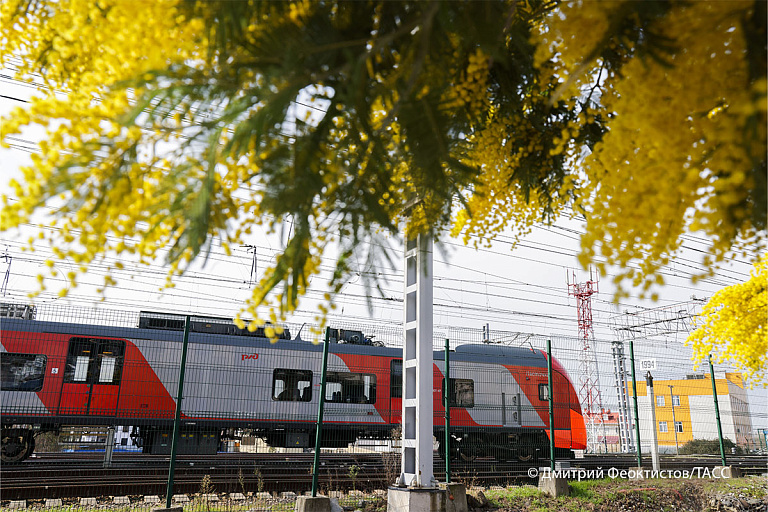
[{"xmin": 1, "ymin": 65, "xmax": 765, "ymax": 434}]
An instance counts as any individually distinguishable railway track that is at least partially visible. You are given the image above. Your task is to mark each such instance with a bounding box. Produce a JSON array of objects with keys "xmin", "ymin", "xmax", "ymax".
[{"xmin": 2, "ymin": 453, "xmax": 765, "ymax": 501}]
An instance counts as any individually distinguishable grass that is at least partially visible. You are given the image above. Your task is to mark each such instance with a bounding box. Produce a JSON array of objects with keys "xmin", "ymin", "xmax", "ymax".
[
  {"xmin": 3, "ymin": 476, "xmax": 766, "ymax": 512},
  {"xmin": 3, "ymin": 493, "xmax": 384, "ymax": 512},
  {"xmin": 700, "ymin": 476, "xmax": 767, "ymax": 498},
  {"xmin": 476, "ymin": 476, "xmax": 767, "ymax": 512}
]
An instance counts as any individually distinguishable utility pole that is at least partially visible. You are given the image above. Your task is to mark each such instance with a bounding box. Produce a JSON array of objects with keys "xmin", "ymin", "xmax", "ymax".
[{"xmin": 668, "ymin": 385, "xmax": 679, "ymax": 455}]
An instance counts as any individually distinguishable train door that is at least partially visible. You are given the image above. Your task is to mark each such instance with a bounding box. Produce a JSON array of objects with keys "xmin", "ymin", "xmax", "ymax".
[
  {"xmin": 389, "ymin": 359, "xmax": 402, "ymax": 425},
  {"xmin": 60, "ymin": 338, "xmax": 125, "ymax": 416},
  {"xmin": 501, "ymin": 391, "xmax": 522, "ymax": 426}
]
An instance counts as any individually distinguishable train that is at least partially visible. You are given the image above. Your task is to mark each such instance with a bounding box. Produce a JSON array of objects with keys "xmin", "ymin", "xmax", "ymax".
[{"xmin": 0, "ymin": 307, "xmax": 587, "ymax": 463}]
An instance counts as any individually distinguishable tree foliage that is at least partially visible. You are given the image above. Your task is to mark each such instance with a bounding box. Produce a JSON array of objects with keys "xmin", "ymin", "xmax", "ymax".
[
  {"xmin": 687, "ymin": 256, "xmax": 766, "ymax": 385},
  {"xmin": 1, "ymin": 1, "xmax": 765, "ymax": 344},
  {"xmin": 679, "ymin": 438, "xmax": 742, "ymax": 456}
]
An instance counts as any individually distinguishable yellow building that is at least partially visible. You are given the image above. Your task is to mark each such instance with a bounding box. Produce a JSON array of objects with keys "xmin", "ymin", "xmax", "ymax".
[{"xmin": 629, "ymin": 373, "xmax": 753, "ymax": 453}]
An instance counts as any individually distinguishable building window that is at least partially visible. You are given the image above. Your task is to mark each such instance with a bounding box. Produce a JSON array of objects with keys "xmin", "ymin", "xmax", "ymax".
[
  {"xmin": 539, "ymin": 383, "xmax": 550, "ymax": 401},
  {"xmin": 675, "ymin": 421, "xmax": 683, "ymax": 433},
  {"xmin": 672, "ymin": 395, "xmax": 680, "ymax": 406},
  {"xmin": 656, "ymin": 395, "xmax": 665, "ymax": 407},
  {"xmin": 325, "ymin": 372, "xmax": 376, "ymax": 404},
  {"xmin": 272, "ymin": 368, "xmax": 312, "ymax": 401},
  {"xmin": 443, "ymin": 378, "xmax": 474, "ymax": 408},
  {"xmin": 659, "ymin": 421, "xmax": 668, "ymax": 433},
  {"xmin": 1, "ymin": 353, "xmax": 47, "ymax": 391}
]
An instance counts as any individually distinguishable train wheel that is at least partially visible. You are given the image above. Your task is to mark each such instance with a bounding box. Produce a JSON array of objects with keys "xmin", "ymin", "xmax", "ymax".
[
  {"xmin": 1, "ymin": 429, "xmax": 34, "ymax": 463},
  {"xmin": 456, "ymin": 438, "xmax": 477, "ymax": 462},
  {"xmin": 517, "ymin": 445, "xmax": 536, "ymax": 463}
]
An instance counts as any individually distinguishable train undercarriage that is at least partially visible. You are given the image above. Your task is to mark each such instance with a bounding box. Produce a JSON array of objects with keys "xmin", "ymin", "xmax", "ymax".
[
  {"xmin": 3, "ymin": 422, "xmax": 564, "ymax": 463},
  {"xmin": 1, "ymin": 427, "xmax": 35, "ymax": 463},
  {"xmin": 437, "ymin": 430, "xmax": 566, "ymax": 463}
]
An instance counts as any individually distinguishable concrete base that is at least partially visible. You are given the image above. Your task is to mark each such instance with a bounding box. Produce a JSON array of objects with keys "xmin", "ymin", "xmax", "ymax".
[
  {"xmin": 716, "ymin": 466, "xmax": 742, "ymax": 479},
  {"xmin": 440, "ymin": 483, "xmax": 468, "ymax": 512},
  {"xmin": 330, "ymin": 498, "xmax": 344, "ymax": 512},
  {"xmin": 295, "ymin": 496, "xmax": 331, "ymax": 512},
  {"xmin": 538, "ymin": 476, "xmax": 569, "ymax": 497},
  {"xmin": 388, "ymin": 487, "xmax": 445, "ymax": 512}
]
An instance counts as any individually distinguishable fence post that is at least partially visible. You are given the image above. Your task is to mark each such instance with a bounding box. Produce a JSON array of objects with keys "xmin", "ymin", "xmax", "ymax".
[
  {"xmin": 668, "ymin": 385, "xmax": 679, "ymax": 455},
  {"xmin": 628, "ymin": 339, "xmax": 642, "ymax": 468},
  {"xmin": 708, "ymin": 354, "xmax": 727, "ymax": 467},
  {"xmin": 444, "ymin": 338, "xmax": 451, "ymax": 483},
  {"xmin": 165, "ymin": 315, "xmax": 191, "ymax": 509},
  {"xmin": 546, "ymin": 339, "xmax": 555, "ymax": 471},
  {"xmin": 311, "ymin": 327, "xmax": 331, "ymax": 497},
  {"xmin": 645, "ymin": 372, "xmax": 660, "ymax": 472}
]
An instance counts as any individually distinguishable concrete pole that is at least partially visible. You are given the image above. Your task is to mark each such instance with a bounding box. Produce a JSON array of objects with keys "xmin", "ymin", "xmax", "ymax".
[
  {"xmin": 103, "ymin": 426, "xmax": 115, "ymax": 468},
  {"xmin": 668, "ymin": 385, "xmax": 679, "ymax": 455},
  {"xmin": 646, "ymin": 372, "xmax": 660, "ymax": 472},
  {"xmin": 398, "ymin": 233, "xmax": 435, "ymax": 488}
]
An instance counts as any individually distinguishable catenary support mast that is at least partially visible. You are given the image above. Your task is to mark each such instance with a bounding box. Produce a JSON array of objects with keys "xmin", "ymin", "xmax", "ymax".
[
  {"xmin": 567, "ymin": 269, "xmax": 606, "ymax": 453},
  {"xmin": 397, "ymin": 232, "xmax": 436, "ymax": 488}
]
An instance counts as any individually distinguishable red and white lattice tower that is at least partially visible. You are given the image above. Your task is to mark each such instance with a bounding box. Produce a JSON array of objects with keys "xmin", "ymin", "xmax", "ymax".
[{"xmin": 567, "ymin": 269, "xmax": 606, "ymax": 453}]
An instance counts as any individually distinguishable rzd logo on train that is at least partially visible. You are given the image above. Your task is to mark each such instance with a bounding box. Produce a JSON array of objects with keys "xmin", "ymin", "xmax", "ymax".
[{"xmin": 241, "ymin": 353, "xmax": 259, "ymax": 361}]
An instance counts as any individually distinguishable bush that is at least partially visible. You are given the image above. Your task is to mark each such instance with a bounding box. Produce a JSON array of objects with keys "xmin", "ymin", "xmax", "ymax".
[{"xmin": 679, "ymin": 439, "xmax": 743, "ymax": 455}]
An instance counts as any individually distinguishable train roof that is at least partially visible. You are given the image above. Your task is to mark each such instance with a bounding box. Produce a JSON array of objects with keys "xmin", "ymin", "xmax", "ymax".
[{"xmin": 1, "ymin": 316, "xmax": 548, "ymax": 367}]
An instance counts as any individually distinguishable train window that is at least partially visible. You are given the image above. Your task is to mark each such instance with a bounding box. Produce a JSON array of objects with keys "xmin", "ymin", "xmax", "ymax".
[
  {"xmin": 390, "ymin": 360, "xmax": 402, "ymax": 399},
  {"xmin": 0, "ymin": 353, "xmax": 47, "ymax": 391},
  {"xmin": 325, "ymin": 372, "xmax": 376, "ymax": 404},
  {"xmin": 539, "ymin": 383, "xmax": 550, "ymax": 401},
  {"xmin": 273, "ymin": 369, "xmax": 312, "ymax": 402},
  {"xmin": 64, "ymin": 338, "xmax": 125, "ymax": 385},
  {"xmin": 442, "ymin": 378, "xmax": 474, "ymax": 408},
  {"xmin": 73, "ymin": 356, "xmax": 89, "ymax": 381},
  {"xmin": 96, "ymin": 340, "xmax": 125, "ymax": 384}
]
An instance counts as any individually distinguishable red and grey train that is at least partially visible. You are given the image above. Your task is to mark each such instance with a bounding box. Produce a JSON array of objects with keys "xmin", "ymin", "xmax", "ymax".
[{"xmin": 1, "ymin": 310, "xmax": 587, "ymax": 463}]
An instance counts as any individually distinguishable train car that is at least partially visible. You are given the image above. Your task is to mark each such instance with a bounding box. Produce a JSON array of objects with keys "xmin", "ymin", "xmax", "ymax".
[{"xmin": 0, "ymin": 309, "xmax": 586, "ymax": 463}]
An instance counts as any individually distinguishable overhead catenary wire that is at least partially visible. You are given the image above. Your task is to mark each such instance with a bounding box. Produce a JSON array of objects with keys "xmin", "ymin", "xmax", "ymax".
[{"xmin": 0, "ymin": 69, "xmax": 757, "ymax": 339}]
